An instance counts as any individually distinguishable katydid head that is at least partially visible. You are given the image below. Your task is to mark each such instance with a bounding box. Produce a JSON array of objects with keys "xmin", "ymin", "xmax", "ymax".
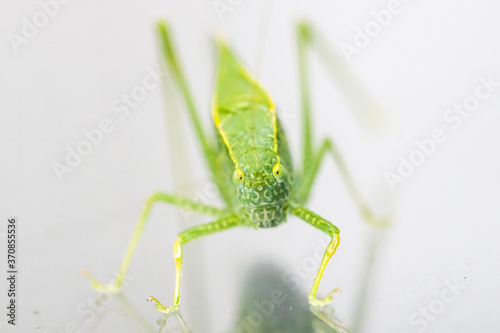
[{"xmin": 233, "ymin": 150, "xmax": 290, "ymax": 228}]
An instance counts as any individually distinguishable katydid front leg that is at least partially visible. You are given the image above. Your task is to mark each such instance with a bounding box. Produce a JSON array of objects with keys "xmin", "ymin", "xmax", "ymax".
[
  {"xmin": 147, "ymin": 215, "xmax": 249, "ymax": 314},
  {"xmin": 289, "ymin": 206, "xmax": 341, "ymax": 306}
]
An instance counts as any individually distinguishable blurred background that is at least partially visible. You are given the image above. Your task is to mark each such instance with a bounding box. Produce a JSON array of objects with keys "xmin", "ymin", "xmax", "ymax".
[{"xmin": 1, "ymin": 0, "xmax": 500, "ymax": 332}]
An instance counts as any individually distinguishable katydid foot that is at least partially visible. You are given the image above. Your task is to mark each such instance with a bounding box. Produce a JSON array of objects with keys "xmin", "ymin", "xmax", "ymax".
[
  {"xmin": 147, "ymin": 296, "xmax": 179, "ymax": 314},
  {"xmin": 309, "ymin": 288, "xmax": 341, "ymax": 307}
]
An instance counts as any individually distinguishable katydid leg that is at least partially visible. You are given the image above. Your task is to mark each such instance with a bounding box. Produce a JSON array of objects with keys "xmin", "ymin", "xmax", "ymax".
[
  {"xmin": 296, "ymin": 22, "xmax": 383, "ymax": 125},
  {"xmin": 296, "ymin": 22, "xmax": 314, "ymax": 182},
  {"xmin": 289, "ymin": 206, "xmax": 341, "ymax": 306},
  {"xmin": 82, "ymin": 192, "xmax": 230, "ymax": 293},
  {"xmin": 157, "ymin": 22, "xmax": 235, "ymax": 207},
  {"xmin": 295, "ymin": 21, "xmax": 389, "ymax": 227},
  {"xmin": 147, "ymin": 215, "xmax": 249, "ymax": 314},
  {"xmin": 298, "ymin": 138, "xmax": 388, "ymax": 227}
]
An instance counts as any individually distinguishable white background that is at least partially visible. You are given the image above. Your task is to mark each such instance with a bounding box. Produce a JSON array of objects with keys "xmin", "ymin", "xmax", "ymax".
[{"xmin": 1, "ymin": 0, "xmax": 500, "ymax": 332}]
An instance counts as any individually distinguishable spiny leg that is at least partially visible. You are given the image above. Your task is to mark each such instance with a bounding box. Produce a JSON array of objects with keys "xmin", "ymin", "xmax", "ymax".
[
  {"xmin": 289, "ymin": 206, "xmax": 341, "ymax": 306},
  {"xmin": 147, "ymin": 215, "xmax": 248, "ymax": 314},
  {"xmin": 82, "ymin": 192, "xmax": 230, "ymax": 293},
  {"xmin": 156, "ymin": 22, "xmax": 234, "ymax": 207}
]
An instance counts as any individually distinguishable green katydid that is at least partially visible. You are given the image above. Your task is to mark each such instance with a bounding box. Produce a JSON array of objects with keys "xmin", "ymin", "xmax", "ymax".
[{"xmin": 82, "ymin": 20, "xmax": 388, "ymax": 316}]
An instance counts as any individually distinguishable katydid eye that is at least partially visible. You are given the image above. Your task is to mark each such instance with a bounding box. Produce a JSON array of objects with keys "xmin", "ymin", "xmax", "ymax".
[
  {"xmin": 272, "ymin": 164, "xmax": 287, "ymax": 183},
  {"xmin": 233, "ymin": 169, "xmax": 245, "ymax": 186}
]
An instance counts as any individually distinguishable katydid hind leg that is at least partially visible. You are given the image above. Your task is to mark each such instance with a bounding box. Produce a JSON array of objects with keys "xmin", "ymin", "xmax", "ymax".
[
  {"xmin": 296, "ymin": 21, "xmax": 384, "ymax": 127},
  {"xmin": 294, "ymin": 21, "xmax": 389, "ymax": 227},
  {"xmin": 157, "ymin": 22, "xmax": 233, "ymax": 206},
  {"xmin": 296, "ymin": 22, "xmax": 314, "ymax": 185},
  {"xmin": 297, "ymin": 137, "xmax": 389, "ymax": 227}
]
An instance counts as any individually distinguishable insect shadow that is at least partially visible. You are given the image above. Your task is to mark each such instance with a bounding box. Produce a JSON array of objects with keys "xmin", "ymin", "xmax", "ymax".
[{"xmin": 155, "ymin": 263, "xmax": 349, "ymax": 333}]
